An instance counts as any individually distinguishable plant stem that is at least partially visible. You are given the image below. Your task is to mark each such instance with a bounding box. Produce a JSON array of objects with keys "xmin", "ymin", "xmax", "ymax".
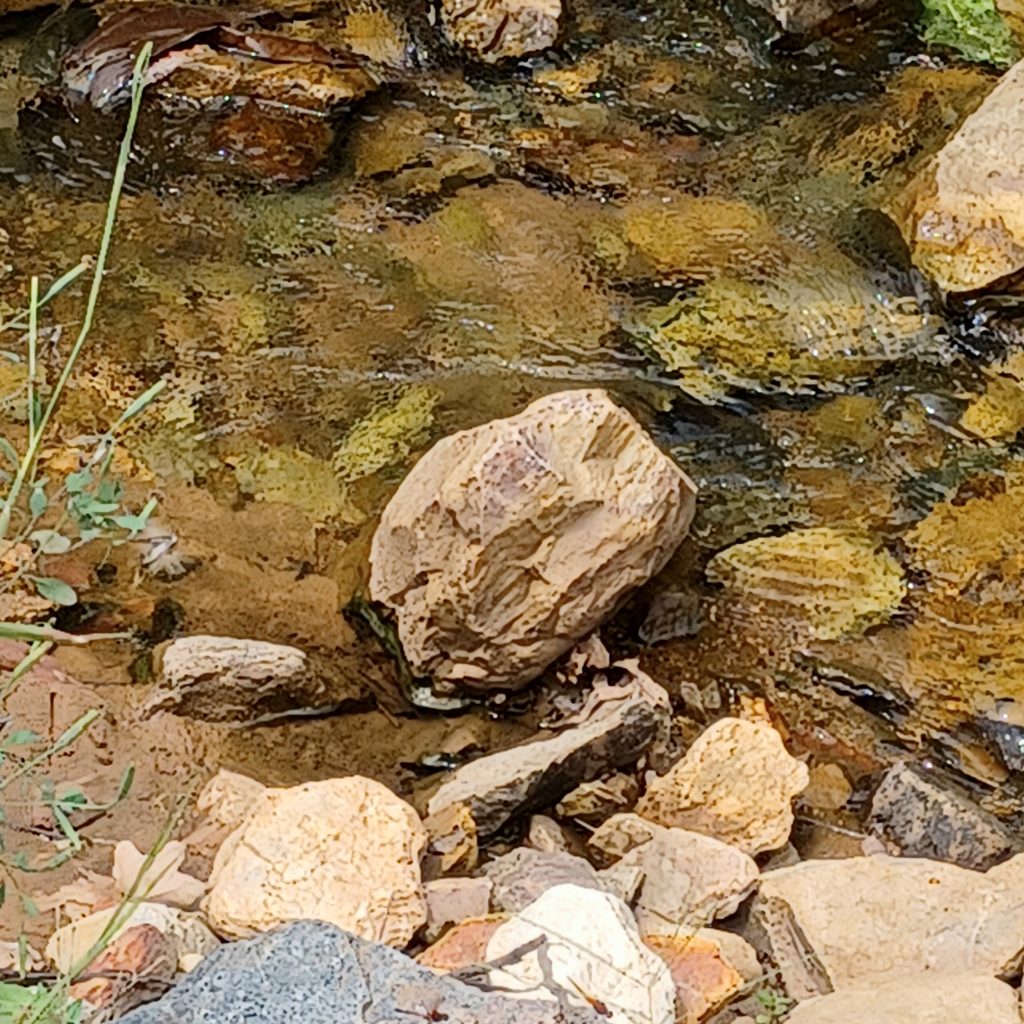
[
  {"xmin": 27, "ymin": 276, "xmax": 38, "ymax": 446},
  {"xmin": 0, "ymin": 42, "xmax": 153, "ymax": 543}
]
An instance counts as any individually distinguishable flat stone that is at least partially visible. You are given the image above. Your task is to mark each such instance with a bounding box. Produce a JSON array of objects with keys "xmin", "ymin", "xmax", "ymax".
[
  {"xmin": 636, "ymin": 717, "xmax": 808, "ymax": 856},
  {"xmin": 422, "ymin": 802, "xmax": 478, "ymax": 879},
  {"xmin": 46, "ymin": 903, "xmax": 218, "ymax": 975},
  {"xmin": 487, "ymin": 885, "xmax": 676, "ymax": 1024},
  {"xmin": 643, "ymin": 929, "xmax": 759, "ymax": 1024},
  {"xmin": 556, "ymin": 773, "xmax": 639, "ymax": 823},
  {"xmin": 785, "ymin": 974, "xmax": 1022, "ymax": 1024},
  {"xmin": 591, "ymin": 814, "xmax": 758, "ymax": 929},
  {"xmin": 203, "ymin": 777, "xmax": 426, "ymax": 947},
  {"xmin": 145, "ymin": 636, "xmax": 361, "ymax": 724},
  {"xmin": 751, "ymin": 853, "xmax": 1024, "ymax": 998},
  {"xmin": 747, "ymin": 0, "xmax": 879, "ymax": 32},
  {"xmin": 478, "ymin": 848, "xmax": 605, "ymax": 913},
  {"xmin": 424, "ymin": 878, "xmax": 493, "ymax": 942},
  {"xmin": 116, "ymin": 921, "xmax": 602, "ymax": 1024},
  {"xmin": 869, "ymin": 761, "xmax": 1021, "ymax": 870},
  {"xmin": 525, "ymin": 814, "xmax": 571, "ymax": 853},
  {"xmin": 417, "ymin": 916, "xmax": 507, "ymax": 974},
  {"xmin": 370, "ymin": 389, "xmax": 695, "ymax": 691},
  {"xmin": 427, "ymin": 679, "xmax": 670, "ymax": 838}
]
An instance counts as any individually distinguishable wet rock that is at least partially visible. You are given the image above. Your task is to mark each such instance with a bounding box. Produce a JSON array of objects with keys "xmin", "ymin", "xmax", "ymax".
[
  {"xmin": 751, "ymin": 854, "xmax": 1024, "ymax": 998},
  {"xmin": 891, "ymin": 58, "xmax": 1024, "ymax": 292},
  {"xmin": 46, "ymin": 903, "xmax": 219, "ymax": 975},
  {"xmin": 69, "ymin": 925, "xmax": 175, "ymax": 1016},
  {"xmin": 117, "ymin": 920, "xmax": 602, "ymax": 1024},
  {"xmin": 643, "ymin": 929, "xmax": 759, "ymax": 1024},
  {"xmin": 370, "ymin": 389, "xmax": 696, "ymax": 691},
  {"xmin": 145, "ymin": 636, "xmax": 361, "ymax": 724},
  {"xmin": 441, "ymin": 0, "xmax": 561, "ymax": 63},
  {"xmin": 203, "ymin": 777, "xmax": 426, "ymax": 946},
  {"xmin": 478, "ymin": 848, "xmax": 605, "ymax": 913},
  {"xmin": 705, "ymin": 529, "xmax": 906, "ymax": 642},
  {"xmin": 747, "ymin": 0, "xmax": 879, "ymax": 32},
  {"xmin": 417, "ymin": 916, "xmax": 507, "ymax": 973},
  {"xmin": 784, "ymin": 974, "xmax": 1021, "ymax": 1024},
  {"xmin": 487, "ymin": 885, "xmax": 676, "ymax": 1024},
  {"xmin": 869, "ymin": 761, "xmax": 1021, "ymax": 870},
  {"xmin": 427, "ymin": 676, "xmax": 670, "ymax": 837},
  {"xmin": 556, "ymin": 773, "xmax": 639, "ymax": 823},
  {"xmin": 424, "ymin": 878, "xmax": 493, "ymax": 942},
  {"xmin": 636, "ymin": 718, "xmax": 809, "ymax": 856},
  {"xmin": 591, "ymin": 814, "xmax": 758, "ymax": 928}
]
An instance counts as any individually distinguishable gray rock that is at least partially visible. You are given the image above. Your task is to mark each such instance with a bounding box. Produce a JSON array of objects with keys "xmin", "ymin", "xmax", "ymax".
[
  {"xmin": 117, "ymin": 921, "xmax": 602, "ymax": 1024},
  {"xmin": 144, "ymin": 636, "xmax": 362, "ymax": 724},
  {"xmin": 869, "ymin": 761, "xmax": 1021, "ymax": 870},
  {"xmin": 478, "ymin": 848, "xmax": 605, "ymax": 913},
  {"xmin": 427, "ymin": 678, "xmax": 670, "ymax": 838}
]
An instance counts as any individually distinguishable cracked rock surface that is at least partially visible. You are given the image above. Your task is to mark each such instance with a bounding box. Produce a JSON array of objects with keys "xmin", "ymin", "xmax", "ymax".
[
  {"xmin": 370, "ymin": 389, "xmax": 696, "ymax": 691},
  {"xmin": 203, "ymin": 777, "xmax": 426, "ymax": 946}
]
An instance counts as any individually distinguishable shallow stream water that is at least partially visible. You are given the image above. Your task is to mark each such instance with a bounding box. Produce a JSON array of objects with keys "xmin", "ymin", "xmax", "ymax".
[{"xmin": 1, "ymin": 0, "xmax": 1023, "ymax": 936}]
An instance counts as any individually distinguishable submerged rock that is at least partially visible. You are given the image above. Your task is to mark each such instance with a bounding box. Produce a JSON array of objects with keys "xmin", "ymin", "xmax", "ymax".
[
  {"xmin": 892, "ymin": 58, "xmax": 1024, "ymax": 292},
  {"xmin": 636, "ymin": 718, "xmax": 809, "ymax": 856},
  {"xmin": 486, "ymin": 885, "xmax": 676, "ymax": 1024},
  {"xmin": 117, "ymin": 921, "xmax": 602, "ymax": 1024},
  {"xmin": 784, "ymin": 974, "xmax": 1022, "ymax": 1024},
  {"xmin": 441, "ymin": 0, "xmax": 561, "ymax": 62},
  {"xmin": 426, "ymin": 676, "xmax": 670, "ymax": 837},
  {"xmin": 370, "ymin": 389, "xmax": 696, "ymax": 691},
  {"xmin": 145, "ymin": 635, "xmax": 363, "ymax": 724},
  {"xmin": 747, "ymin": 0, "xmax": 879, "ymax": 32},
  {"xmin": 203, "ymin": 777, "xmax": 426, "ymax": 946},
  {"xmin": 705, "ymin": 528, "xmax": 906, "ymax": 642},
  {"xmin": 869, "ymin": 761, "xmax": 1021, "ymax": 869},
  {"xmin": 751, "ymin": 854, "xmax": 1024, "ymax": 998}
]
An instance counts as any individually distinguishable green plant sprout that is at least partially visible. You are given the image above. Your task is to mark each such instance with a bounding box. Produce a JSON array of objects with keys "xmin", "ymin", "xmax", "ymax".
[
  {"xmin": 755, "ymin": 985, "xmax": 793, "ymax": 1023},
  {"xmin": 920, "ymin": 0, "xmax": 1019, "ymax": 67},
  {"xmin": 0, "ymin": 38, "xmax": 164, "ymax": 616}
]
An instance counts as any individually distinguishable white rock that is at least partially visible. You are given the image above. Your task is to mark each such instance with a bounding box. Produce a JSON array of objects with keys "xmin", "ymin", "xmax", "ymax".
[
  {"xmin": 194, "ymin": 768, "xmax": 267, "ymax": 831},
  {"xmin": 485, "ymin": 884, "xmax": 676, "ymax": 1024},
  {"xmin": 753, "ymin": 853, "xmax": 1024, "ymax": 998},
  {"xmin": 370, "ymin": 389, "xmax": 695, "ymax": 691},
  {"xmin": 636, "ymin": 717, "xmax": 808, "ymax": 856},
  {"xmin": 45, "ymin": 902, "xmax": 218, "ymax": 974},
  {"xmin": 747, "ymin": 0, "xmax": 878, "ymax": 32},
  {"xmin": 785, "ymin": 974, "xmax": 1022, "ymax": 1024},
  {"xmin": 203, "ymin": 776, "xmax": 426, "ymax": 946},
  {"xmin": 592, "ymin": 814, "xmax": 759, "ymax": 929},
  {"xmin": 441, "ymin": 0, "xmax": 562, "ymax": 62},
  {"xmin": 892, "ymin": 58, "xmax": 1024, "ymax": 292}
]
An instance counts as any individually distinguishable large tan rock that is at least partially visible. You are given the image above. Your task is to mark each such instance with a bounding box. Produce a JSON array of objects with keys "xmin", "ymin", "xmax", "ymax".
[
  {"xmin": 785, "ymin": 974, "xmax": 1022, "ymax": 1024},
  {"xmin": 370, "ymin": 389, "xmax": 695, "ymax": 691},
  {"xmin": 636, "ymin": 718, "xmax": 808, "ymax": 856},
  {"xmin": 590, "ymin": 814, "xmax": 759, "ymax": 929},
  {"xmin": 486, "ymin": 884, "xmax": 676, "ymax": 1024},
  {"xmin": 892, "ymin": 59, "xmax": 1024, "ymax": 292},
  {"xmin": 203, "ymin": 777, "xmax": 426, "ymax": 946},
  {"xmin": 752, "ymin": 854, "xmax": 1024, "ymax": 998},
  {"xmin": 441, "ymin": 0, "xmax": 562, "ymax": 62}
]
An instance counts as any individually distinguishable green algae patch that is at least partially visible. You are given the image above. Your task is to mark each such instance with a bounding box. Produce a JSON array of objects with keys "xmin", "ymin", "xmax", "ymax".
[{"xmin": 707, "ymin": 527, "xmax": 907, "ymax": 640}]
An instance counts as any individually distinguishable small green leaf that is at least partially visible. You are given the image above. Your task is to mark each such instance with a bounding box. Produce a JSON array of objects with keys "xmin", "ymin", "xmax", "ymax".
[
  {"xmin": 31, "ymin": 576, "xmax": 77, "ymax": 606},
  {"xmin": 65, "ymin": 469, "xmax": 92, "ymax": 494},
  {"xmin": 28, "ymin": 486, "xmax": 46, "ymax": 519},
  {"xmin": 19, "ymin": 892, "xmax": 37, "ymax": 916},
  {"xmin": 29, "ymin": 529, "xmax": 71, "ymax": 554},
  {"xmin": 116, "ymin": 380, "xmax": 167, "ymax": 427},
  {"xmin": 2, "ymin": 729, "xmax": 40, "ymax": 748},
  {"xmin": 0, "ymin": 437, "xmax": 18, "ymax": 468}
]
